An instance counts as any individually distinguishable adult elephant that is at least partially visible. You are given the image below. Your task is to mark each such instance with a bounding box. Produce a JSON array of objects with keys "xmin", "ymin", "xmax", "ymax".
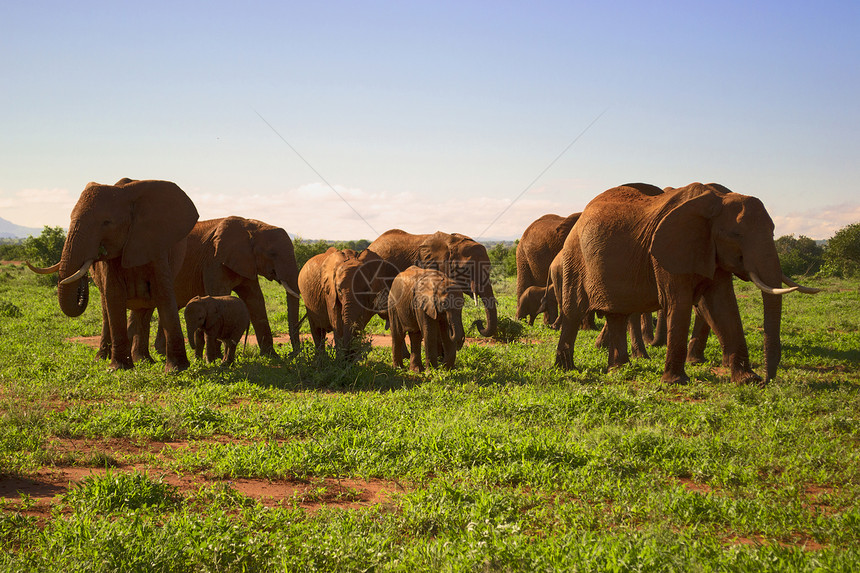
[
  {"xmin": 150, "ymin": 216, "xmax": 302, "ymax": 357},
  {"xmin": 516, "ymin": 212, "xmax": 580, "ymax": 325},
  {"xmin": 49, "ymin": 179, "xmax": 198, "ymax": 371},
  {"xmin": 554, "ymin": 182, "xmax": 818, "ymax": 385},
  {"xmin": 298, "ymin": 247, "xmax": 390, "ymax": 359},
  {"xmin": 368, "ymin": 230, "xmax": 497, "ymax": 337}
]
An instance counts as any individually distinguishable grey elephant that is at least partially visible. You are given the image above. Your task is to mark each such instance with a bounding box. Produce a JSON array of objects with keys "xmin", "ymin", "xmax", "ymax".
[
  {"xmin": 388, "ymin": 266, "xmax": 466, "ymax": 372},
  {"xmin": 184, "ymin": 295, "xmax": 250, "ymax": 366},
  {"xmin": 554, "ymin": 182, "xmax": 819, "ymax": 385},
  {"xmin": 298, "ymin": 247, "xmax": 392, "ymax": 360}
]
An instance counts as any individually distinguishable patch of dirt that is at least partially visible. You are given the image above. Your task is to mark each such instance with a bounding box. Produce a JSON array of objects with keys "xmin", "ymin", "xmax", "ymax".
[
  {"xmin": 2, "ymin": 437, "xmax": 403, "ymax": 516},
  {"xmin": 672, "ymin": 477, "xmax": 713, "ymax": 495}
]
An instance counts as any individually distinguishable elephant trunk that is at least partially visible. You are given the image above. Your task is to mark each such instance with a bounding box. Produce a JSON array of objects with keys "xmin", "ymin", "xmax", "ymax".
[
  {"xmin": 749, "ymin": 257, "xmax": 786, "ymax": 383},
  {"xmin": 57, "ymin": 275, "xmax": 90, "ymax": 318},
  {"xmin": 473, "ymin": 294, "xmax": 498, "ymax": 337},
  {"xmin": 57, "ymin": 224, "xmax": 98, "ymax": 318},
  {"xmin": 448, "ymin": 307, "xmax": 465, "ymax": 350},
  {"xmin": 762, "ymin": 292, "xmax": 782, "ymax": 383}
]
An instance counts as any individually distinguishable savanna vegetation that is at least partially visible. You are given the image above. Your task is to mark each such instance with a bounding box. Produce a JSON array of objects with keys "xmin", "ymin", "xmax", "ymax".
[{"xmin": 0, "ymin": 227, "xmax": 859, "ymax": 571}]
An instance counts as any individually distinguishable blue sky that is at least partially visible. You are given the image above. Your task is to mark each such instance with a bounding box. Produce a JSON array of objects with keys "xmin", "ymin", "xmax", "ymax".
[{"xmin": 2, "ymin": 1, "xmax": 858, "ymax": 240}]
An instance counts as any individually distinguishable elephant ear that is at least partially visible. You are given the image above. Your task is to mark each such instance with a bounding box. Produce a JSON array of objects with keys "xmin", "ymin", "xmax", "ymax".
[
  {"xmin": 417, "ymin": 291, "xmax": 438, "ymax": 320},
  {"xmin": 213, "ymin": 217, "xmax": 257, "ymax": 281},
  {"xmin": 322, "ymin": 251, "xmax": 347, "ymax": 313},
  {"xmin": 122, "ymin": 180, "xmax": 199, "ymax": 269},
  {"xmin": 650, "ymin": 190, "xmax": 723, "ymax": 279},
  {"xmin": 417, "ymin": 232, "xmax": 450, "ymax": 272}
]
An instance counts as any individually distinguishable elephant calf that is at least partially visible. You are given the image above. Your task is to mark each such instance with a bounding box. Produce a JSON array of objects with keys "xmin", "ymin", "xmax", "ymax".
[
  {"xmin": 516, "ymin": 285, "xmax": 558, "ymax": 326},
  {"xmin": 388, "ymin": 266, "xmax": 466, "ymax": 372},
  {"xmin": 184, "ymin": 295, "xmax": 250, "ymax": 366}
]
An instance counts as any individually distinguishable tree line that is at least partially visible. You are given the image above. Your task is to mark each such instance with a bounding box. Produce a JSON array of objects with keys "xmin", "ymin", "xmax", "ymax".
[{"xmin": 3, "ymin": 224, "xmax": 860, "ymax": 279}]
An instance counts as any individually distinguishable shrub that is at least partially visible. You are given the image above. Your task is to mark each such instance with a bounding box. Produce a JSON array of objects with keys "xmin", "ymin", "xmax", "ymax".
[
  {"xmin": 23, "ymin": 226, "xmax": 66, "ymax": 267},
  {"xmin": 822, "ymin": 222, "xmax": 860, "ymax": 277},
  {"xmin": 775, "ymin": 234, "xmax": 823, "ymax": 276}
]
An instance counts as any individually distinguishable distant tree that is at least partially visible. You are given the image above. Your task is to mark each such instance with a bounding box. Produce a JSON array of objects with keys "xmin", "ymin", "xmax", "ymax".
[
  {"xmin": 23, "ymin": 226, "xmax": 66, "ymax": 267},
  {"xmin": 293, "ymin": 238, "xmax": 336, "ymax": 270},
  {"xmin": 823, "ymin": 222, "xmax": 860, "ymax": 277},
  {"xmin": 487, "ymin": 241, "xmax": 517, "ymax": 278},
  {"xmin": 0, "ymin": 238, "xmax": 26, "ymax": 262},
  {"xmin": 775, "ymin": 234, "xmax": 824, "ymax": 277}
]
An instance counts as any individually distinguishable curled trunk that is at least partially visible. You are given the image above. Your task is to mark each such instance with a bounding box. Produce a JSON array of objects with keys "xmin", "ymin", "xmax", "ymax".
[
  {"xmin": 58, "ymin": 276, "xmax": 90, "ymax": 317},
  {"xmin": 473, "ymin": 291, "xmax": 498, "ymax": 337}
]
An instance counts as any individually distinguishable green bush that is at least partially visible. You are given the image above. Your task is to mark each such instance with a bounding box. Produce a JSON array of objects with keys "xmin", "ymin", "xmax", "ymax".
[
  {"xmin": 23, "ymin": 226, "xmax": 66, "ymax": 267},
  {"xmin": 775, "ymin": 234, "xmax": 823, "ymax": 276},
  {"xmin": 823, "ymin": 222, "xmax": 860, "ymax": 277}
]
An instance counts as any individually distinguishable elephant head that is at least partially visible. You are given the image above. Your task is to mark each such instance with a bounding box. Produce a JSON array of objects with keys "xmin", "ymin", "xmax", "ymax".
[
  {"xmin": 414, "ymin": 275, "xmax": 466, "ymax": 350},
  {"xmin": 183, "ymin": 296, "xmax": 216, "ymax": 351},
  {"xmin": 210, "ymin": 217, "xmax": 301, "ymax": 348},
  {"xmin": 650, "ymin": 183, "xmax": 818, "ymax": 382},
  {"xmin": 418, "ymin": 232, "xmax": 497, "ymax": 337},
  {"xmin": 57, "ymin": 180, "xmax": 198, "ymax": 317},
  {"xmin": 321, "ymin": 249, "xmax": 388, "ymax": 351}
]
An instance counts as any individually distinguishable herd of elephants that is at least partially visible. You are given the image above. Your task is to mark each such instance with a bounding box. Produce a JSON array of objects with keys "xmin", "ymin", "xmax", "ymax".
[{"xmin": 27, "ymin": 178, "xmax": 822, "ymax": 385}]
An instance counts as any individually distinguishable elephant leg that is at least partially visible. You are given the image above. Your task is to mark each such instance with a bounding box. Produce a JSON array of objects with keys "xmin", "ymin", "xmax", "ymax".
[
  {"xmin": 641, "ymin": 313, "xmax": 655, "ymax": 345},
  {"xmin": 407, "ymin": 330, "xmax": 424, "ymax": 372},
  {"xmin": 554, "ymin": 312, "xmax": 581, "ymax": 370},
  {"xmin": 697, "ymin": 277, "xmax": 760, "ymax": 384},
  {"xmin": 595, "ymin": 322, "xmax": 609, "ymax": 349},
  {"xmin": 129, "ymin": 309, "xmax": 155, "ymax": 364},
  {"xmin": 424, "ymin": 321, "xmax": 440, "ymax": 369},
  {"xmin": 581, "ymin": 310, "xmax": 598, "ymax": 331},
  {"xmin": 605, "ymin": 314, "xmax": 631, "ymax": 369},
  {"xmin": 628, "ymin": 313, "xmax": 650, "ymax": 360},
  {"xmin": 390, "ymin": 321, "xmax": 405, "ymax": 369},
  {"xmin": 222, "ymin": 341, "xmax": 237, "ymax": 366},
  {"xmin": 662, "ymin": 299, "xmax": 694, "ymax": 385},
  {"xmin": 204, "ymin": 332, "xmax": 221, "ymax": 363},
  {"xmin": 150, "ymin": 265, "xmax": 189, "ymax": 372},
  {"xmin": 105, "ymin": 275, "xmax": 133, "ymax": 370},
  {"xmin": 96, "ymin": 301, "xmax": 112, "ymax": 361},
  {"xmin": 651, "ymin": 309, "xmax": 667, "ymax": 347},
  {"xmin": 193, "ymin": 330, "xmax": 205, "ymax": 360},
  {"xmin": 235, "ymin": 281, "xmax": 275, "ymax": 356},
  {"xmin": 686, "ymin": 308, "xmax": 710, "ymax": 364}
]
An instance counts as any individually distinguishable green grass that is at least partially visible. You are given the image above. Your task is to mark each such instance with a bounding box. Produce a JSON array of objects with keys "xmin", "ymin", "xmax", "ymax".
[{"xmin": 1, "ymin": 262, "xmax": 859, "ymax": 571}]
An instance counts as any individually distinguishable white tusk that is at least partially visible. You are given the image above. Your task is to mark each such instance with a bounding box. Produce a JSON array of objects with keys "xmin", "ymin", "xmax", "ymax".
[
  {"xmin": 473, "ymin": 292, "xmax": 478, "ymax": 306},
  {"xmin": 782, "ymin": 274, "xmax": 822, "ymax": 294},
  {"xmin": 749, "ymin": 271, "xmax": 798, "ymax": 295},
  {"xmin": 59, "ymin": 259, "xmax": 94, "ymax": 285},
  {"xmin": 281, "ymin": 281, "xmax": 301, "ymax": 299},
  {"xmin": 26, "ymin": 261, "xmax": 61, "ymax": 274}
]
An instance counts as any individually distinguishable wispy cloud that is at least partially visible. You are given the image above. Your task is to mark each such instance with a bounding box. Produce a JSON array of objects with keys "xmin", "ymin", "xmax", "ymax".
[
  {"xmin": 772, "ymin": 203, "xmax": 860, "ymax": 240},
  {"xmin": 0, "ymin": 188, "xmax": 76, "ymax": 228},
  {"xmin": 185, "ymin": 184, "xmax": 572, "ymax": 241}
]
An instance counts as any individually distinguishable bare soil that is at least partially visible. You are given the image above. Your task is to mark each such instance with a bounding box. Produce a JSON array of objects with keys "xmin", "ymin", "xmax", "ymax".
[{"xmin": 1, "ymin": 437, "xmax": 402, "ymax": 518}]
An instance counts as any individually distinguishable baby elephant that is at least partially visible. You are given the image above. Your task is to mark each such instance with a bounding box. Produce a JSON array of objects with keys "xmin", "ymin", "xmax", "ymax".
[
  {"xmin": 516, "ymin": 285, "xmax": 558, "ymax": 326},
  {"xmin": 184, "ymin": 295, "xmax": 250, "ymax": 366},
  {"xmin": 388, "ymin": 266, "xmax": 466, "ymax": 372}
]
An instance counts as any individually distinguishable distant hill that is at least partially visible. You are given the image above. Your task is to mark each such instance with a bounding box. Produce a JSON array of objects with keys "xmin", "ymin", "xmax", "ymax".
[{"xmin": 0, "ymin": 217, "xmax": 42, "ymax": 239}]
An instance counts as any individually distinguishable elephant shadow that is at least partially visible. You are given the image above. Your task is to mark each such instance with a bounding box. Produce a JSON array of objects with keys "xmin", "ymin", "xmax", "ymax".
[{"xmin": 215, "ymin": 345, "xmax": 427, "ymax": 393}]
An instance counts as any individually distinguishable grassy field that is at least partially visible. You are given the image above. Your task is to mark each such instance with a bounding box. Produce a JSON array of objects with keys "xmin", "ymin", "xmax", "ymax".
[{"xmin": 0, "ymin": 263, "xmax": 858, "ymax": 571}]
